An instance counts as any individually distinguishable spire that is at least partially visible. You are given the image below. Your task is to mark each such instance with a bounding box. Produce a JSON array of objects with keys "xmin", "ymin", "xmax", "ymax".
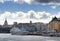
[
  {"xmin": 4, "ymin": 19, "xmax": 8, "ymax": 26},
  {"xmin": 30, "ymin": 21, "xmax": 32, "ymax": 24}
]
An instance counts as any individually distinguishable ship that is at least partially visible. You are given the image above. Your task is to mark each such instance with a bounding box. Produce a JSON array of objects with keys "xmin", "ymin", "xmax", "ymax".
[{"xmin": 10, "ymin": 26, "xmax": 29, "ymax": 35}]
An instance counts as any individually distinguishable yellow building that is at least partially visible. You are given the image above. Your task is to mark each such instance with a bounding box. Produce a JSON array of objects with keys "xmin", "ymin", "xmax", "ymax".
[{"xmin": 48, "ymin": 17, "xmax": 60, "ymax": 32}]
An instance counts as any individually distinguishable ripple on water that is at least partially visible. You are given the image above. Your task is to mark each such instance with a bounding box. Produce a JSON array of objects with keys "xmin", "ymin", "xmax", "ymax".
[{"xmin": 0, "ymin": 34, "xmax": 59, "ymax": 41}]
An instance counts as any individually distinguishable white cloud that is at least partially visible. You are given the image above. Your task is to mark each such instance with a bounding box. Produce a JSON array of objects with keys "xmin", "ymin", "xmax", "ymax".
[
  {"xmin": 0, "ymin": 0, "xmax": 35, "ymax": 4},
  {"xmin": 0, "ymin": 0, "xmax": 13, "ymax": 3},
  {"xmin": 0, "ymin": 0, "xmax": 60, "ymax": 5},
  {"xmin": 14, "ymin": 0, "xmax": 24, "ymax": 4},
  {"xmin": 0, "ymin": 10, "xmax": 60, "ymax": 25},
  {"xmin": 0, "ymin": 11, "xmax": 11, "ymax": 19},
  {"xmin": 13, "ymin": 0, "xmax": 35, "ymax": 4},
  {"xmin": 0, "ymin": 0, "xmax": 4, "ymax": 3},
  {"xmin": 56, "ymin": 12, "xmax": 60, "ymax": 18},
  {"xmin": 26, "ymin": 10, "xmax": 38, "ymax": 19},
  {"xmin": 51, "ymin": 6, "xmax": 57, "ymax": 9},
  {"xmin": 24, "ymin": 0, "xmax": 35, "ymax": 4},
  {"xmin": 0, "ymin": 10, "xmax": 52, "ymax": 25}
]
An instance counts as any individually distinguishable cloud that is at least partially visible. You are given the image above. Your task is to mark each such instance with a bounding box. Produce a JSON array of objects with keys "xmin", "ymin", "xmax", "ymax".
[
  {"xmin": 39, "ymin": 11, "xmax": 51, "ymax": 19},
  {"xmin": 51, "ymin": 6, "xmax": 57, "ymax": 9},
  {"xmin": 35, "ymin": 0, "xmax": 51, "ymax": 3},
  {"xmin": 0, "ymin": 0, "xmax": 4, "ymax": 3},
  {"xmin": 35, "ymin": 0, "xmax": 60, "ymax": 3},
  {"xmin": 24, "ymin": 0, "xmax": 35, "ymax": 4},
  {"xmin": 13, "ymin": 0, "xmax": 60, "ymax": 4},
  {"xmin": 0, "ymin": 0, "xmax": 35, "ymax": 4},
  {"xmin": 26, "ymin": 10, "xmax": 39, "ymax": 19},
  {"xmin": 13, "ymin": 0, "xmax": 35, "ymax": 4},
  {"xmin": 56, "ymin": 12, "xmax": 60, "ymax": 18},
  {"xmin": 0, "ymin": 10, "xmax": 60, "ymax": 25},
  {"xmin": 0, "ymin": 10, "xmax": 52, "ymax": 25},
  {"xmin": 0, "ymin": 0, "xmax": 13, "ymax": 3},
  {"xmin": 0, "ymin": 0, "xmax": 60, "ymax": 5},
  {"xmin": 14, "ymin": 0, "xmax": 24, "ymax": 4}
]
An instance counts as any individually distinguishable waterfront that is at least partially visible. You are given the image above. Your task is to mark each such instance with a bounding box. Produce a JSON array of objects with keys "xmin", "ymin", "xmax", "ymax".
[{"xmin": 0, "ymin": 34, "xmax": 59, "ymax": 41}]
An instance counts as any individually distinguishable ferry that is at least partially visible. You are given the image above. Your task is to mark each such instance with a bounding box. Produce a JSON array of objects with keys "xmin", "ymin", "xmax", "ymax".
[{"xmin": 10, "ymin": 26, "xmax": 29, "ymax": 35}]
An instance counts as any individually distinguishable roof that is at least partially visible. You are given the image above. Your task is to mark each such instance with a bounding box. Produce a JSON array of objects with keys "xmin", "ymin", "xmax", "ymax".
[{"xmin": 49, "ymin": 17, "xmax": 60, "ymax": 23}]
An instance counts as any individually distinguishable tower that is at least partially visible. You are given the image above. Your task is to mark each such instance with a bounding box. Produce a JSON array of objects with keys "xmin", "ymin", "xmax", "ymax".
[
  {"xmin": 30, "ymin": 21, "xmax": 32, "ymax": 24},
  {"xmin": 13, "ymin": 22, "xmax": 17, "ymax": 26},
  {"xmin": 4, "ymin": 19, "xmax": 8, "ymax": 26}
]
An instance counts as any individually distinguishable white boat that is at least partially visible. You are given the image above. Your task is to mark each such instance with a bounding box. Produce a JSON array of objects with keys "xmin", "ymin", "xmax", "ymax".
[{"xmin": 10, "ymin": 26, "xmax": 29, "ymax": 35}]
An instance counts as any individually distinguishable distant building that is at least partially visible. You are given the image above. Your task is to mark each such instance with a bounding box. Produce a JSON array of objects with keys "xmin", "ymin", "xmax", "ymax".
[
  {"xmin": 35, "ymin": 22, "xmax": 48, "ymax": 32},
  {"xmin": 0, "ymin": 19, "xmax": 12, "ymax": 33},
  {"xmin": 3, "ymin": 19, "xmax": 8, "ymax": 26},
  {"xmin": 13, "ymin": 22, "xmax": 18, "ymax": 27},
  {"xmin": 48, "ymin": 17, "xmax": 60, "ymax": 32},
  {"xmin": 30, "ymin": 21, "xmax": 32, "ymax": 24},
  {"xmin": 0, "ymin": 19, "xmax": 48, "ymax": 33}
]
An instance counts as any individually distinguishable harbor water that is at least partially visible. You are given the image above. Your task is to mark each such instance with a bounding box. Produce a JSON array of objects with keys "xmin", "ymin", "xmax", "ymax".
[{"xmin": 0, "ymin": 33, "xmax": 60, "ymax": 41}]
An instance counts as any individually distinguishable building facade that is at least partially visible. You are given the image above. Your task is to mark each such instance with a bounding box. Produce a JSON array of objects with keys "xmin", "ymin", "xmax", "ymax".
[{"xmin": 48, "ymin": 17, "xmax": 60, "ymax": 32}]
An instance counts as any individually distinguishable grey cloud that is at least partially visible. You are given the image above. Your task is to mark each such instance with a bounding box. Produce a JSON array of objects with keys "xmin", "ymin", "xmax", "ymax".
[
  {"xmin": 28, "ymin": 11, "xmax": 38, "ymax": 19},
  {"xmin": 40, "ymin": 13, "xmax": 50, "ymax": 19},
  {"xmin": 0, "ymin": 0, "xmax": 60, "ymax": 4},
  {"xmin": 40, "ymin": 14, "xmax": 49, "ymax": 19},
  {"xmin": 35, "ymin": 0, "xmax": 60, "ymax": 3},
  {"xmin": 30, "ymin": 13, "xmax": 37, "ymax": 19}
]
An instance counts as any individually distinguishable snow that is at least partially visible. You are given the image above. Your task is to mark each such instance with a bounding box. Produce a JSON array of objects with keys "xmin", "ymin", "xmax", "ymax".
[{"xmin": 0, "ymin": 34, "xmax": 59, "ymax": 41}]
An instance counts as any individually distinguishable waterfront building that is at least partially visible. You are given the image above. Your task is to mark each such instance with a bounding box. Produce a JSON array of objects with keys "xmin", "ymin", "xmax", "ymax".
[
  {"xmin": 35, "ymin": 22, "xmax": 48, "ymax": 32},
  {"xmin": 48, "ymin": 17, "xmax": 60, "ymax": 32},
  {"xmin": 3, "ymin": 19, "xmax": 12, "ymax": 28},
  {"xmin": 3, "ymin": 19, "xmax": 8, "ymax": 26}
]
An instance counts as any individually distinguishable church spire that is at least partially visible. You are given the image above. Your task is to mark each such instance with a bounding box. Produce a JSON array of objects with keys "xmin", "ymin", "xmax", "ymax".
[{"xmin": 4, "ymin": 18, "xmax": 8, "ymax": 26}]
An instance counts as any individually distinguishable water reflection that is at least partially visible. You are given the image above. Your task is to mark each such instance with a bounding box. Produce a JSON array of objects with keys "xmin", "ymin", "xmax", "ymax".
[{"xmin": 0, "ymin": 34, "xmax": 59, "ymax": 41}]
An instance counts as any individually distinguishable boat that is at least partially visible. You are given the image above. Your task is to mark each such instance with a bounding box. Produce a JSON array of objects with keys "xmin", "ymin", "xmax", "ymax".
[{"xmin": 10, "ymin": 26, "xmax": 29, "ymax": 35}]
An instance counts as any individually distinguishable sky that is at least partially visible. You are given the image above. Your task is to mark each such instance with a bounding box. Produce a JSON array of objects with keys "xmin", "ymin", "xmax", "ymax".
[{"xmin": 0, "ymin": 0, "xmax": 60, "ymax": 25}]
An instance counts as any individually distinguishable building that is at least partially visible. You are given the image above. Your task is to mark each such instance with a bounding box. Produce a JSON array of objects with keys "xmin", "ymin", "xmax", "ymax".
[
  {"xmin": 0, "ymin": 19, "xmax": 48, "ymax": 34},
  {"xmin": 3, "ymin": 19, "xmax": 8, "ymax": 26},
  {"xmin": 0, "ymin": 19, "xmax": 12, "ymax": 33},
  {"xmin": 17, "ymin": 21, "xmax": 37, "ymax": 32},
  {"xmin": 48, "ymin": 17, "xmax": 60, "ymax": 32},
  {"xmin": 35, "ymin": 22, "xmax": 48, "ymax": 32},
  {"xmin": 3, "ymin": 19, "xmax": 12, "ymax": 28}
]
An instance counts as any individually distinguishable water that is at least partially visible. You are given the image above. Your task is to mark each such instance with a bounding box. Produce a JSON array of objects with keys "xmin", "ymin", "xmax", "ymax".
[{"xmin": 0, "ymin": 34, "xmax": 60, "ymax": 41}]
